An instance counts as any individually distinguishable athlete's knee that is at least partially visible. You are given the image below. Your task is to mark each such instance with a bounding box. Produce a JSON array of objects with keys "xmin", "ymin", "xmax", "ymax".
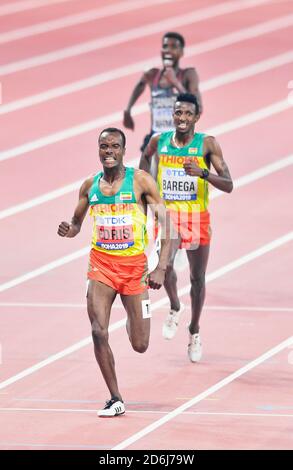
[
  {"xmin": 131, "ymin": 337, "xmax": 149, "ymax": 353},
  {"xmin": 91, "ymin": 321, "xmax": 109, "ymax": 346},
  {"xmin": 190, "ymin": 272, "xmax": 206, "ymax": 291}
]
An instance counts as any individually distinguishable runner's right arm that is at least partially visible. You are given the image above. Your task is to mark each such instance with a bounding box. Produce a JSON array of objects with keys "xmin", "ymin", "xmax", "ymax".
[
  {"xmin": 123, "ymin": 69, "xmax": 156, "ymax": 130},
  {"xmin": 57, "ymin": 178, "xmax": 92, "ymax": 238},
  {"xmin": 139, "ymin": 133, "xmax": 160, "ymax": 173}
]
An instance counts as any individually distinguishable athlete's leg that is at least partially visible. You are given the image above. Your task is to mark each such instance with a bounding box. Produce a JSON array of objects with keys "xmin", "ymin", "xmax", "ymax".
[
  {"xmin": 87, "ymin": 280, "xmax": 121, "ymax": 400},
  {"xmin": 186, "ymin": 244, "xmax": 210, "ymax": 334},
  {"xmin": 120, "ymin": 290, "xmax": 150, "ymax": 353},
  {"xmin": 164, "ymin": 236, "xmax": 182, "ymax": 311}
]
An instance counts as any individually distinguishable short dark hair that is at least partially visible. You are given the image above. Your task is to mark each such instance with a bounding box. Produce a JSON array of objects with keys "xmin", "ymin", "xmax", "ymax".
[
  {"xmin": 176, "ymin": 93, "xmax": 200, "ymax": 115},
  {"xmin": 163, "ymin": 32, "xmax": 185, "ymax": 48},
  {"xmin": 99, "ymin": 128, "xmax": 126, "ymax": 148}
]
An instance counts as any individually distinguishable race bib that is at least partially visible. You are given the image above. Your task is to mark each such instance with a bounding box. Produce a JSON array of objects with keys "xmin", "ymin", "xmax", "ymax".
[
  {"xmin": 161, "ymin": 167, "xmax": 198, "ymax": 201},
  {"xmin": 95, "ymin": 214, "xmax": 134, "ymax": 250},
  {"xmin": 152, "ymin": 96, "xmax": 176, "ymax": 132}
]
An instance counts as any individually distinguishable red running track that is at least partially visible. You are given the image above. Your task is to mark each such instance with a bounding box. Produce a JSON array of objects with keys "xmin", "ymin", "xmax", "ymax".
[{"xmin": 0, "ymin": 0, "xmax": 292, "ymax": 450}]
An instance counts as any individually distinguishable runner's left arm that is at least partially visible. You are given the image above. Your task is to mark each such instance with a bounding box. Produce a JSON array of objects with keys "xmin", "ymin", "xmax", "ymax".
[
  {"xmin": 183, "ymin": 136, "xmax": 233, "ymax": 193},
  {"xmin": 163, "ymin": 67, "xmax": 203, "ymax": 113},
  {"xmin": 139, "ymin": 133, "xmax": 160, "ymax": 173},
  {"xmin": 136, "ymin": 171, "xmax": 171, "ymax": 289}
]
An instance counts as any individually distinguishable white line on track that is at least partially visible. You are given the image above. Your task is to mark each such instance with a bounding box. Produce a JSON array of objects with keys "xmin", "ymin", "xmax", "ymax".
[
  {"xmin": 1, "ymin": 47, "xmax": 292, "ymax": 116},
  {"xmin": 0, "ymin": 247, "xmax": 89, "ymax": 293},
  {"xmin": 0, "ymin": 408, "xmax": 292, "ymax": 419},
  {"xmin": 205, "ymin": 306, "xmax": 293, "ymax": 312},
  {"xmin": 0, "ymin": 0, "xmax": 177, "ymax": 45},
  {"xmin": 112, "ymin": 334, "xmax": 293, "ymax": 449},
  {"xmin": 201, "ymin": 50, "xmax": 293, "ymax": 92},
  {"xmin": 0, "ymin": 441, "xmax": 108, "ymax": 449},
  {"xmin": 210, "ymin": 154, "xmax": 293, "ymax": 200},
  {"xmin": 0, "ymin": 93, "xmax": 291, "ymax": 162},
  {"xmin": 0, "ymin": 102, "xmax": 147, "ymax": 161},
  {"xmin": 0, "ymin": 0, "xmax": 280, "ymax": 76},
  {"xmin": 0, "ymin": 231, "xmax": 292, "ymax": 391},
  {"xmin": 0, "ymin": 303, "xmax": 292, "ymax": 312},
  {"xmin": 0, "ymin": 152, "xmax": 292, "ymax": 293},
  {"xmin": 0, "ymin": 178, "xmax": 85, "ymax": 219},
  {"xmin": 0, "ymin": 0, "xmax": 74, "ymax": 17},
  {"xmin": 0, "ymin": 117, "xmax": 292, "ymax": 224},
  {"xmin": 0, "ymin": 302, "xmax": 87, "ymax": 308}
]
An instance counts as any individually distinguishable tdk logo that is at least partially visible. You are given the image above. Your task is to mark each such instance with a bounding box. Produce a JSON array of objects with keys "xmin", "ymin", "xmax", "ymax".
[
  {"xmin": 97, "ymin": 215, "xmax": 132, "ymax": 226},
  {"xmin": 166, "ymin": 168, "xmax": 186, "ymax": 177}
]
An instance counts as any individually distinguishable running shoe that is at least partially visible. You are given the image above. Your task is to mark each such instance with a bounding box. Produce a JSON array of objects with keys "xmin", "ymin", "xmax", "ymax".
[
  {"xmin": 162, "ymin": 303, "xmax": 185, "ymax": 340},
  {"xmin": 187, "ymin": 331, "xmax": 202, "ymax": 362},
  {"xmin": 97, "ymin": 397, "xmax": 125, "ymax": 417}
]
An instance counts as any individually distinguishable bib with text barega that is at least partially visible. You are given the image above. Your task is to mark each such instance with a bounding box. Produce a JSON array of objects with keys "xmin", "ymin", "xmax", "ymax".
[{"xmin": 157, "ymin": 132, "xmax": 209, "ymax": 213}]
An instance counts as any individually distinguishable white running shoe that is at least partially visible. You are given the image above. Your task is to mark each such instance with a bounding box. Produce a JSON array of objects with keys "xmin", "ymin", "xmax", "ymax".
[
  {"xmin": 174, "ymin": 249, "xmax": 187, "ymax": 271},
  {"xmin": 188, "ymin": 331, "xmax": 202, "ymax": 363},
  {"xmin": 162, "ymin": 303, "xmax": 185, "ymax": 340},
  {"xmin": 97, "ymin": 397, "xmax": 125, "ymax": 417}
]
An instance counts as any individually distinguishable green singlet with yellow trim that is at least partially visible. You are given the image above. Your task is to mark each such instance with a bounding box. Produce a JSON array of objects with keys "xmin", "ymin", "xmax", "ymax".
[
  {"xmin": 157, "ymin": 131, "xmax": 209, "ymax": 214},
  {"xmin": 88, "ymin": 167, "xmax": 148, "ymax": 256}
]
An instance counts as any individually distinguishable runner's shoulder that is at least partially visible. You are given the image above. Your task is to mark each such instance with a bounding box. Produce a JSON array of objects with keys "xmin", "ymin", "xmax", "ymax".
[
  {"xmin": 203, "ymin": 135, "xmax": 220, "ymax": 154},
  {"xmin": 134, "ymin": 169, "xmax": 154, "ymax": 187},
  {"xmin": 144, "ymin": 68, "xmax": 160, "ymax": 83},
  {"xmin": 80, "ymin": 174, "xmax": 96, "ymax": 195},
  {"xmin": 182, "ymin": 66, "xmax": 197, "ymax": 75},
  {"xmin": 182, "ymin": 67, "xmax": 199, "ymax": 82}
]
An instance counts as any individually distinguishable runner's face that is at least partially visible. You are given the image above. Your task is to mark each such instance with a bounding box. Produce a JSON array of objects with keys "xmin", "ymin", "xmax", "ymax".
[
  {"xmin": 161, "ymin": 37, "xmax": 183, "ymax": 67},
  {"xmin": 99, "ymin": 132, "xmax": 125, "ymax": 168},
  {"xmin": 173, "ymin": 102, "xmax": 198, "ymax": 133}
]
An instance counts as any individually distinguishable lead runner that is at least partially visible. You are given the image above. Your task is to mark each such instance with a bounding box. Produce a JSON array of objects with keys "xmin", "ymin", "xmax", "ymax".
[{"xmin": 58, "ymin": 128, "xmax": 170, "ymax": 417}]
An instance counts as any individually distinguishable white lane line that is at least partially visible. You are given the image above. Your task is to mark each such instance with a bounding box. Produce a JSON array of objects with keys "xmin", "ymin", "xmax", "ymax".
[
  {"xmin": 112, "ymin": 335, "xmax": 293, "ymax": 450},
  {"xmin": 0, "ymin": 152, "xmax": 292, "ymax": 293},
  {"xmin": 0, "ymin": 303, "xmax": 292, "ymax": 312},
  {"xmin": 1, "ymin": 47, "xmax": 292, "ymax": 116},
  {"xmin": 0, "ymin": 231, "xmax": 292, "ymax": 391},
  {"xmin": 0, "ymin": 0, "xmax": 177, "ymax": 45},
  {"xmin": 0, "ymin": 302, "xmax": 122, "ymax": 309},
  {"xmin": 211, "ymin": 154, "xmax": 293, "ymax": 200},
  {"xmin": 0, "ymin": 147, "xmax": 292, "ymax": 292},
  {"xmin": 0, "ymin": 247, "xmax": 89, "ymax": 293},
  {"xmin": 0, "ymin": 119, "xmax": 293, "ymax": 224},
  {"xmin": 204, "ymin": 232, "xmax": 293, "ymax": 284},
  {"xmin": 207, "ymin": 100, "xmax": 291, "ymax": 136},
  {"xmin": 0, "ymin": 90, "xmax": 291, "ymax": 162},
  {"xmin": 201, "ymin": 50, "xmax": 293, "ymax": 92},
  {"xmin": 0, "ymin": 0, "xmax": 279, "ymax": 76},
  {"xmin": 206, "ymin": 306, "xmax": 293, "ymax": 312},
  {"xmin": 0, "ymin": 442, "xmax": 107, "ymax": 449},
  {"xmin": 0, "ymin": 408, "xmax": 292, "ymax": 418},
  {"xmin": 0, "ymin": 0, "xmax": 74, "ymax": 17},
  {"xmin": 0, "ymin": 102, "xmax": 147, "ymax": 161},
  {"xmin": 0, "ymin": 178, "xmax": 85, "ymax": 220},
  {"xmin": 0, "ymin": 302, "xmax": 87, "ymax": 308}
]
